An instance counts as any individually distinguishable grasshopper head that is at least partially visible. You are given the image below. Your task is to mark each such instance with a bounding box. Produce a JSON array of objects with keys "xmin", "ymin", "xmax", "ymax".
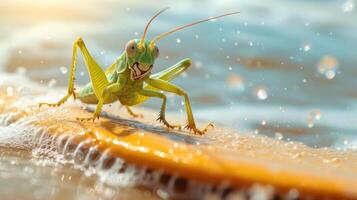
[
  {"xmin": 125, "ymin": 39, "xmax": 159, "ymax": 81},
  {"xmin": 126, "ymin": 7, "xmax": 238, "ymax": 81}
]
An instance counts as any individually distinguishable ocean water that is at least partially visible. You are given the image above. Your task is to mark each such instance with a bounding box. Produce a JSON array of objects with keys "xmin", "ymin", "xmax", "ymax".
[
  {"xmin": 1, "ymin": 0, "xmax": 357, "ymax": 161},
  {"xmin": 1, "ymin": 1, "xmax": 357, "ymax": 199},
  {"xmin": 1, "ymin": 0, "xmax": 357, "ymax": 147}
]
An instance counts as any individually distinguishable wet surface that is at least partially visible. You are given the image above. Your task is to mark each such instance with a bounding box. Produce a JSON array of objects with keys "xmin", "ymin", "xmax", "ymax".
[
  {"xmin": 1, "ymin": 74, "xmax": 357, "ymax": 199},
  {"xmin": 0, "ymin": 146, "xmax": 159, "ymax": 200}
]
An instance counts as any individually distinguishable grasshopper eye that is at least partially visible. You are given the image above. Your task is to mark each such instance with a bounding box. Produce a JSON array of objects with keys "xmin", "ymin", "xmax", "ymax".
[
  {"xmin": 125, "ymin": 40, "xmax": 137, "ymax": 57},
  {"xmin": 153, "ymin": 45, "xmax": 159, "ymax": 59}
]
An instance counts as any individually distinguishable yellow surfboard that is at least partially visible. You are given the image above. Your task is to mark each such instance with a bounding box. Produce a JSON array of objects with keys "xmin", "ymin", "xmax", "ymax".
[{"xmin": 1, "ymin": 82, "xmax": 357, "ymax": 200}]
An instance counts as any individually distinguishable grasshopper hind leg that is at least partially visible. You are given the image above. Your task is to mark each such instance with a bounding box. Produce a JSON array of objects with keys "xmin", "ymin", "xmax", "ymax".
[
  {"xmin": 38, "ymin": 93, "xmax": 72, "ymax": 108},
  {"xmin": 40, "ymin": 37, "xmax": 110, "ymax": 123},
  {"xmin": 38, "ymin": 40, "xmax": 81, "ymax": 108}
]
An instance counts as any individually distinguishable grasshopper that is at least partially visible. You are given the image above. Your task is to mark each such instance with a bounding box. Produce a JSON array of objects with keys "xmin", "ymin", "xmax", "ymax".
[{"xmin": 39, "ymin": 8, "xmax": 239, "ymax": 135}]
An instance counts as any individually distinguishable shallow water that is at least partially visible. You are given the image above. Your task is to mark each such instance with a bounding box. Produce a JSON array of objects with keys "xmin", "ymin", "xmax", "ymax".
[{"xmin": 0, "ymin": 0, "xmax": 357, "ymax": 199}]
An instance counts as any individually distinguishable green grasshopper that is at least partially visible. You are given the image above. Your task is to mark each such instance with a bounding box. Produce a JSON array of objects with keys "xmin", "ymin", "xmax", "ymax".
[{"xmin": 39, "ymin": 8, "xmax": 239, "ymax": 135}]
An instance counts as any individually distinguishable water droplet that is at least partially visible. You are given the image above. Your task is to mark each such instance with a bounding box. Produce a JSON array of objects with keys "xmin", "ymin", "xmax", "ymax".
[
  {"xmin": 228, "ymin": 66, "xmax": 232, "ymax": 71},
  {"xmin": 100, "ymin": 50, "xmax": 106, "ymax": 55},
  {"xmin": 60, "ymin": 66, "xmax": 68, "ymax": 74},
  {"xmin": 249, "ymin": 41, "xmax": 253, "ymax": 46},
  {"xmin": 176, "ymin": 38, "xmax": 181, "ymax": 44},
  {"xmin": 195, "ymin": 61, "xmax": 202, "ymax": 69},
  {"xmin": 317, "ymin": 56, "xmax": 338, "ymax": 80},
  {"xmin": 221, "ymin": 38, "xmax": 226, "ymax": 43},
  {"xmin": 254, "ymin": 87, "xmax": 268, "ymax": 100},
  {"xmin": 343, "ymin": 139, "xmax": 349, "ymax": 145},
  {"xmin": 287, "ymin": 189, "xmax": 299, "ymax": 199},
  {"xmin": 47, "ymin": 79, "xmax": 57, "ymax": 87},
  {"xmin": 16, "ymin": 67, "xmax": 26, "ymax": 75},
  {"xmin": 314, "ymin": 111, "xmax": 321, "ymax": 120},
  {"xmin": 292, "ymin": 152, "xmax": 304, "ymax": 160},
  {"xmin": 134, "ymin": 32, "xmax": 139, "ymax": 36},
  {"xmin": 331, "ymin": 157, "xmax": 340, "ymax": 164},
  {"xmin": 323, "ymin": 157, "xmax": 340, "ymax": 164},
  {"xmin": 307, "ymin": 109, "xmax": 321, "ymax": 128},
  {"xmin": 194, "ymin": 34, "xmax": 199, "ymax": 39},
  {"xmin": 274, "ymin": 132, "xmax": 283, "ymax": 140},
  {"xmin": 325, "ymin": 70, "xmax": 336, "ymax": 79},
  {"xmin": 261, "ymin": 120, "xmax": 266, "ymax": 125},
  {"xmin": 248, "ymin": 184, "xmax": 274, "ymax": 200},
  {"xmin": 341, "ymin": 0, "xmax": 355, "ymax": 12},
  {"xmin": 303, "ymin": 43, "xmax": 311, "ymax": 52},
  {"xmin": 227, "ymin": 74, "xmax": 245, "ymax": 92},
  {"xmin": 6, "ymin": 87, "xmax": 14, "ymax": 96},
  {"xmin": 80, "ymin": 71, "xmax": 85, "ymax": 76},
  {"xmin": 18, "ymin": 50, "xmax": 22, "ymax": 54}
]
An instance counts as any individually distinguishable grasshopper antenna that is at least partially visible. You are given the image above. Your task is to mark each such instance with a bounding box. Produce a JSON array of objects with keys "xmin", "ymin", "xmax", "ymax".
[
  {"xmin": 139, "ymin": 7, "xmax": 170, "ymax": 48},
  {"xmin": 150, "ymin": 11, "xmax": 240, "ymax": 47}
]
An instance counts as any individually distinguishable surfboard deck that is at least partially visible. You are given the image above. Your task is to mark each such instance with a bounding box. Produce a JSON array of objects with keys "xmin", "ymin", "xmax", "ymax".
[{"xmin": 1, "ymin": 81, "xmax": 357, "ymax": 199}]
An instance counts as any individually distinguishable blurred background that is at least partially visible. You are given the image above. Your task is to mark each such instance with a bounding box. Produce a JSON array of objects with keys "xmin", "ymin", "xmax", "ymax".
[{"xmin": 1, "ymin": 0, "xmax": 357, "ymax": 149}]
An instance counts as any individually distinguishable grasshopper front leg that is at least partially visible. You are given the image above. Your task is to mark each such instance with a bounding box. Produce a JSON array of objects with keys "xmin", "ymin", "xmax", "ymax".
[
  {"xmin": 144, "ymin": 78, "xmax": 213, "ymax": 135},
  {"xmin": 137, "ymin": 89, "xmax": 181, "ymax": 130},
  {"xmin": 125, "ymin": 106, "xmax": 144, "ymax": 118}
]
